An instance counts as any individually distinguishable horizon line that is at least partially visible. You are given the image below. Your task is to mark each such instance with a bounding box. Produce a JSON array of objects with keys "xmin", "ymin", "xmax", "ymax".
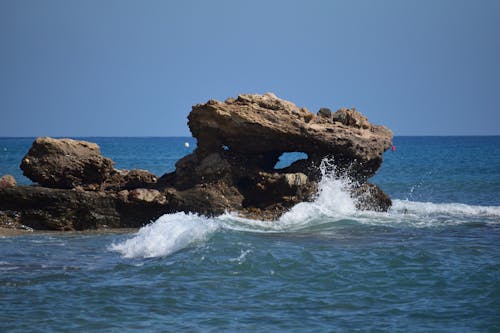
[{"xmin": 1, "ymin": 134, "xmax": 500, "ymax": 139}]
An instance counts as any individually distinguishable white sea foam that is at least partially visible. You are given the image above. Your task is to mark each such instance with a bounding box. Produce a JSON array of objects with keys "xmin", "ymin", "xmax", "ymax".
[
  {"xmin": 279, "ymin": 159, "xmax": 357, "ymax": 227},
  {"xmin": 229, "ymin": 249, "xmax": 252, "ymax": 264},
  {"xmin": 217, "ymin": 159, "xmax": 358, "ymax": 233},
  {"xmin": 391, "ymin": 199, "xmax": 500, "ymax": 218},
  {"xmin": 111, "ymin": 159, "xmax": 500, "ymax": 258},
  {"xmin": 110, "ymin": 212, "xmax": 217, "ymax": 258}
]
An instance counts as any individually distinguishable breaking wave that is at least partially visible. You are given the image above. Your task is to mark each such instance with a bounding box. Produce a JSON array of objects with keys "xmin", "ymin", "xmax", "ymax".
[
  {"xmin": 109, "ymin": 212, "xmax": 217, "ymax": 258},
  {"xmin": 110, "ymin": 160, "xmax": 500, "ymax": 259}
]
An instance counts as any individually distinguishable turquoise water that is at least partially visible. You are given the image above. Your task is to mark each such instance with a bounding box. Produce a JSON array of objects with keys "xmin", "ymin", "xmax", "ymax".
[{"xmin": 1, "ymin": 137, "xmax": 500, "ymax": 332}]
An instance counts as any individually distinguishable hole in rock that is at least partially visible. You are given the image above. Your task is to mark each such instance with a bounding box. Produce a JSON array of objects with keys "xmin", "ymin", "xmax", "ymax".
[{"xmin": 274, "ymin": 152, "xmax": 308, "ymax": 169}]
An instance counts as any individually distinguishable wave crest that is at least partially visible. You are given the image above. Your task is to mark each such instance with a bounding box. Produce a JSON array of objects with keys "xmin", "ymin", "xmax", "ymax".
[
  {"xmin": 109, "ymin": 212, "xmax": 217, "ymax": 258},
  {"xmin": 391, "ymin": 199, "xmax": 500, "ymax": 218},
  {"xmin": 110, "ymin": 160, "xmax": 500, "ymax": 258}
]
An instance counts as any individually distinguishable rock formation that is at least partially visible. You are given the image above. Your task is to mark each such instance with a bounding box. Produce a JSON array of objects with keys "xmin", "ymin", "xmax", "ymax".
[
  {"xmin": 162, "ymin": 93, "xmax": 392, "ymax": 218},
  {"xmin": 187, "ymin": 94, "xmax": 391, "ymax": 180},
  {"xmin": 20, "ymin": 137, "xmax": 158, "ymax": 191},
  {"xmin": 0, "ymin": 93, "xmax": 393, "ymax": 231}
]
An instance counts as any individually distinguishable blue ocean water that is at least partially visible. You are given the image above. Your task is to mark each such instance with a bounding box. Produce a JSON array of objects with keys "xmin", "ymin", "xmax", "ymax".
[{"xmin": 1, "ymin": 136, "xmax": 499, "ymax": 332}]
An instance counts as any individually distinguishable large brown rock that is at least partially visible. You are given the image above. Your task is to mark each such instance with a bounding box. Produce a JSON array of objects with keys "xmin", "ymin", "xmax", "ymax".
[
  {"xmin": 163, "ymin": 93, "xmax": 393, "ymax": 219},
  {"xmin": 20, "ymin": 137, "xmax": 115, "ymax": 189},
  {"xmin": 20, "ymin": 137, "xmax": 158, "ymax": 191},
  {"xmin": 188, "ymin": 93, "xmax": 392, "ymax": 179}
]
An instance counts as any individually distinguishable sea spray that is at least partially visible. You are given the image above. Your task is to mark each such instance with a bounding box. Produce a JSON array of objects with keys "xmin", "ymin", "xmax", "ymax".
[
  {"xmin": 391, "ymin": 200, "xmax": 500, "ymax": 218},
  {"xmin": 110, "ymin": 212, "xmax": 217, "ymax": 258},
  {"xmin": 348, "ymin": 199, "xmax": 500, "ymax": 229},
  {"xmin": 110, "ymin": 158, "xmax": 500, "ymax": 259},
  {"xmin": 110, "ymin": 158, "xmax": 360, "ymax": 258},
  {"xmin": 217, "ymin": 158, "xmax": 360, "ymax": 233},
  {"xmin": 279, "ymin": 158, "xmax": 358, "ymax": 226}
]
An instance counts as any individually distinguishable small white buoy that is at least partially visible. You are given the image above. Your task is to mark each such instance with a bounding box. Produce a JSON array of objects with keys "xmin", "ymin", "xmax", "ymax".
[{"xmin": 184, "ymin": 142, "xmax": 190, "ymax": 148}]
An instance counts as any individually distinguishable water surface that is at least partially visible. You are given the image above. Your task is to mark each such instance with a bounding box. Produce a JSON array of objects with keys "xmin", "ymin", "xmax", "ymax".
[{"xmin": 1, "ymin": 136, "xmax": 499, "ymax": 332}]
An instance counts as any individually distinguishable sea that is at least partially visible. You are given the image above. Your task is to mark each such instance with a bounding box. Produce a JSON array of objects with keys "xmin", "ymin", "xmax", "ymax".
[{"xmin": 1, "ymin": 136, "xmax": 499, "ymax": 332}]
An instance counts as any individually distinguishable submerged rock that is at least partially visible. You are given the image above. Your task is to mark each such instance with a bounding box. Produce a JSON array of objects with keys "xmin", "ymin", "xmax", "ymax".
[{"xmin": 1, "ymin": 93, "xmax": 393, "ymax": 230}]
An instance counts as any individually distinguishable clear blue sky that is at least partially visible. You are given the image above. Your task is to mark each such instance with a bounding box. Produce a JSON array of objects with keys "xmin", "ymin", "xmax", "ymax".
[{"xmin": 1, "ymin": 0, "xmax": 499, "ymax": 136}]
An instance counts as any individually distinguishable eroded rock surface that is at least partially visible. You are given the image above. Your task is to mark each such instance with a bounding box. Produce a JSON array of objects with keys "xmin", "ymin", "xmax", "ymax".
[
  {"xmin": 164, "ymin": 93, "xmax": 393, "ymax": 219},
  {"xmin": 1, "ymin": 93, "xmax": 393, "ymax": 230},
  {"xmin": 188, "ymin": 93, "xmax": 392, "ymax": 179},
  {"xmin": 20, "ymin": 137, "xmax": 157, "ymax": 191},
  {"xmin": 20, "ymin": 137, "xmax": 115, "ymax": 189}
]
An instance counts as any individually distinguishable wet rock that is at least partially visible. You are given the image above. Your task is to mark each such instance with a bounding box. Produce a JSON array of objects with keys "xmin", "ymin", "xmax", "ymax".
[
  {"xmin": 0, "ymin": 186, "xmax": 119, "ymax": 230},
  {"xmin": 0, "ymin": 186, "xmax": 168, "ymax": 231},
  {"xmin": 165, "ymin": 183, "xmax": 243, "ymax": 217},
  {"xmin": 0, "ymin": 210, "xmax": 22, "ymax": 230},
  {"xmin": 353, "ymin": 182, "xmax": 392, "ymax": 212}
]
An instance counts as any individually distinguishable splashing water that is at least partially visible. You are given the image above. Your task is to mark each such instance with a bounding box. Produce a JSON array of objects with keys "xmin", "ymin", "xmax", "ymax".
[
  {"xmin": 109, "ymin": 213, "xmax": 217, "ymax": 258},
  {"xmin": 110, "ymin": 158, "xmax": 500, "ymax": 259},
  {"xmin": 5, "ymin": 137, "xmax": 500, "ymax": 332},
  {"xmin": 276, "ymin": 158, "xmax": 358, "ymax": 228}
]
